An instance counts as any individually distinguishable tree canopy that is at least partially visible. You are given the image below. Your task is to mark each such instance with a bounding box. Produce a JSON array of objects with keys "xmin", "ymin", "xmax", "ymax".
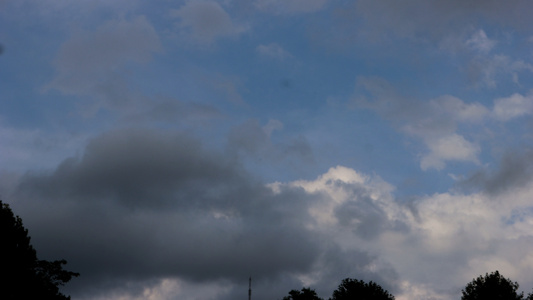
[
  {"xmin": 283, "ymin": 287, "xmax": 323, "ymax": 300},
  {"xmin": 462, "ymin": 270, "xmax": 524, "ymax": 300},
  {"xmin": 281, "ymin": 271, "xmax": 533, "ymax": 300},
  {"xmin": 330, "ymin": 278, "xmax": 395, "ymax": 300},
  {"xmin": 0, "ymin": 200, "xmax": 79, "ymax": 300}
]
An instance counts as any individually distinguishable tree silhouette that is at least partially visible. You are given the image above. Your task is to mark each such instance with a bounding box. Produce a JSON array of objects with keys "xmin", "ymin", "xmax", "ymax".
[
  {"xmin": 462, "ymin": 270, "xmax": 523, "ymax": 300},
  {"xmin": 283, "ymin": 287, "xmax": 323, "ymax": 300},
  {"xmin": 0, "ymin": 200, "xmax": 79, "ymax": 299},
  {"xmin": 330, "ymin": 278, "xmax": 395, "ymax": 300}
]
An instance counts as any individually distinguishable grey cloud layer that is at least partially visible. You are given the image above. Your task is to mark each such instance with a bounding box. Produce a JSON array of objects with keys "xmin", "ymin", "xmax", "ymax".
[
  {"xmin": 9, "ymin": 128, "xmax": 401, "ymax": 299},
  {"xmin": 10, "ymin": 127, "xmax": 533, "ymax": 300},
  {"xmin": 9, "ymin": 129, "xmax": 328, "ymax": 298}
]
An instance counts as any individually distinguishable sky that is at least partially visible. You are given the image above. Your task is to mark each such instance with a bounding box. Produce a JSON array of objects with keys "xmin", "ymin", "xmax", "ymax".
[{"xmin": 2, "ymin": 1, "xmax": 533, "ymax": 299}]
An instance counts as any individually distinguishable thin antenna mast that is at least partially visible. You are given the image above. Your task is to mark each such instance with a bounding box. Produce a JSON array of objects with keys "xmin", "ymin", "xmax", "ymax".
[{"xmin": 248, "ymin": 277, "xmax": 252, "ymax": 300}]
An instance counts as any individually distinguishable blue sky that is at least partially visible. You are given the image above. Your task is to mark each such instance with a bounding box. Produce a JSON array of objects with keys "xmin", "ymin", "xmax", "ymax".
[{"xmin": 3, "ymin": 1, "xmax": 533, "ymax": 299}]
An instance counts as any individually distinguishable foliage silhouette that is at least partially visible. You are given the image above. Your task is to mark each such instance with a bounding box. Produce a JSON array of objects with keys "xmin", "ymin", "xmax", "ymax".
[
  {"xmin": 0, "ymin": 200, "xmax": 79, "ymax": 300},
  {"xmin": 462, "ymin": 270, "xmax": 523, "ymax": 300},
  {"xmin": 283, "ymin": 287, "xmax": 323, "ymax": 300},
  {"xmin": 330, "ymin": 278, "xmax": 395, "ymax": 300}
]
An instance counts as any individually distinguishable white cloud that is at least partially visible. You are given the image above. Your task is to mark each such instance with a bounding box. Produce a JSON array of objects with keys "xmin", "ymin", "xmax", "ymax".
[
  {"xmin": 354, "ymin": 77, "xmax": 487, "ymax": 171},
  {"xmin": 430, "ymin": 95, "xmax": 489, "ymax": 123},
  {"xmin": 354, "ymin": 78, "xmax": 533, "ymax": 171},
  {"xmin": 270, "ymin": 165, "xmax": 525, "ymax": 299},
  {"xmin": 283, "ymin": 165, "xmax": 533, "ymax": 299},
  {"xmin": 396, "ymin": 281, "xmax": 449, "ymax": 300},
  {"xmin": 171, "ymin": 1, "xmax": 248, "ymax": 45},
  {"xmin": 256, "ymin": 43, "xmax": 292, "ymax": 60},
  {"xmin": 466, "ymin": 29, "xmax": 496, "ymax": 53},
  {"xmin": 262, "ymin": 119, "xmax": 284, "ymax": 137},
  {"xmin": 414, "ymin": 192, "xmax": 499, "ymax": 252},
  {"xmin": 493, "ymin": 92, "xmax": 533, "ymax": 121},
  {"xmin": 420, "ymin": 134, "xmax": 480, "ymax": 171},
  {"xmin": 277, "ymin": 165, "xmax": 399, "ymax": 231},
  {"xmin": 467, "ymin": 54, "xmax": 533, "ymax": 88}
]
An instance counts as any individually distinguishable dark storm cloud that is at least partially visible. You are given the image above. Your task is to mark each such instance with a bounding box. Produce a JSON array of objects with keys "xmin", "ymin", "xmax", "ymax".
[
  {"xmin": 17, "ymin": 129, "xmax": 240, "ymax": 209},
  {"xmin": 11, "ymin": 128, "xmax": 323, "ymax": 298},
  {"xmin": 458, "ymin": 149, "xmax": 533, "ymax": 195}
]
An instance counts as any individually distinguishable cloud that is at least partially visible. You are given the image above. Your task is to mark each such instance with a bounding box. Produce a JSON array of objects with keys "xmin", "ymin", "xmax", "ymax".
[
  {"xmin": 438, "ymin": 28, "xmax": 532, "ymax": 88},
  {"xmin": 8, "ymin": 1, "xmax": 533, "ymax": 299},
  {"xmin": 351, "ymin": 1, "xmax": 533, "ymax": 41},
  {"xmin": 254, "ymin": 0, "xmax": 330, "ymax": 14},
  {"xmin": 420, "ymin": 134, "xmax": 481, "ymax": 171},
  {"xmin": 7, "ymin": 130, "xmax": 398, "ymax": 299},
  {"xmin": 492, "ymin": 92, "xmax": 533, "ymax": 121},
  {"xmin": 430, "ymin": 95, "xmax": 489, "ymax": 123},
  {"xmin": 270, "ymin": 164, "xmax": 533, "ymax": 299},
  {"xmin": 466, "ymin": 54, "xmax": 533, "ymax": 88},
  {"xmin": 45, "ymin": 16, "xmax": 161, "ymax": 110},
  {"xmin": 450, "ymin": 29, "xmax": 533, "ymax": 88},
  {"xmin": 0, "ymin": 0, "xmax": 142, "ymax": 26},
  {"xmin": 256, "ymin": 43, "xmax": 292, "ymax": 60},
  {"xmin": 458, "ymin": 149, "xmax": 533, "ymax": 195},
  {"xmin": 262, "ymin": 119, "xmax": 284, "ymax": 137},
  {"xmin": 466, "ymin": 29, "xmax": 496, "ymax": 54},
  {"xmin": 353, "ymin": 77, "xmax": 533, "ymax": 171},
  {"xmin": 208, "ymin": 74, "xmax": 247, "ymax": 105},
  {"xmin": 228, "ymin": 119, "xmax": 314, "ymax": 164},
  {"xmin": 18, "ymin": 129, "xmax": 245, "ymax": 210},
  {"xmin": 265, "ymin": 165, "xmax": 404, "ymax": 295},
  {"xmin": 121, "ymin": 97, "xmax": 223, "ymax": 125},
  {"xmin": 11, "ymin": 128, "xmax": 322, "ymax": 299},
  {"xmin": 171, "ymin": 1, "xmax": 248, "ymax": 45},
  {"xmin": 0, "ymin": 125, "xmax": 88, "ymax": 172},
  {"xmin": 314, "ymin": 2, "xmax": 533, "ymax": 88},
  {"xmin": 279, "ymin": 165, "xmax": 397, "ymax": 229},
  {"xmin": 353, "ymin": 77, "xmax": 486, "ymax": 170},
  {"xmin": 11, "ymin": 139, "xmax": 533, "ymax": 300}
]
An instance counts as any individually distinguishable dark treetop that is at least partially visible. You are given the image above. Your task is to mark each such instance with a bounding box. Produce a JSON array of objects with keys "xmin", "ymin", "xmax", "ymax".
[
  {"xmin": 330, "ymin": 278, "xmax": 395, "ymax": 300},
  {"xmin": 462, "ymin": 270, "xmax": 524, "ymax": 300},
  {"xmin": 0, "ymin": 200, "xmax": 79, "ymax": 300}
]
